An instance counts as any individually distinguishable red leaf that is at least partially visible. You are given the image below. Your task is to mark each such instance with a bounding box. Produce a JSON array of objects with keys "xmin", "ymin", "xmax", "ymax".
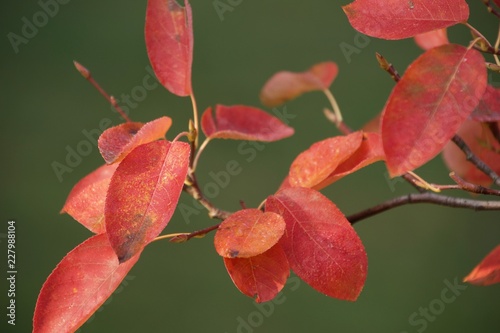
[
  {"xmin": 288, "ymin": 131, "xmax": 364, "ymax": 188},
  {"xmin": 61, "ymin": 164, "xmax": 118, "ymax": 234},
  {"xmin": 442, "ymin": 120, "xmax": 500, "ymax": 186},
  {"xmin": 145, "ymin": 0, "xmax": 193, "ymax": 96},
  {"xmin": 414, "ymin": 28, "xmax": 449, "ymax": 50},
  {"xmin": 382, "ymin": 44, "xmax": 487, "ymax": 177},
  {"xmin": 98, "ymin": 117, "xmax": 172, "ymax": 164},
  {"xmin": 266, "ymin": 187, "xmax": 367, "ymax": 301},
  {"xmin": 223, "ymin": 244, "xmax": 290, "ymax": 303},
  {"xmin": 33, "ymin": 234, "xmax": 140, "ymax": 333},
  {"xmin": 214, "ymin": 209, "xmax": 286, "ymax": 258},
  {"xmin": 201, "ymin": 105, "xmax": 294, "ymax": 141},
  {"xmin": 471, "ymin": 85, "xmax": 500, "ymax": 122},
  {"xmin": 343, "ymin": 0, "xmax": 469, "ymax": 40},
  {"xmin": 314, "ymin": 132, "xmax": 385, "ymax": 190},
  {"xmin": 105, "ymin": 140, "xmax": 190, "ymax": 262},
  {"xmin": 464, "ymin": 245, "xmax": 500, "ymax": 286},
  {"xmin": 260, "ymin": 62, "xmax": 338, "ymax": 107}
]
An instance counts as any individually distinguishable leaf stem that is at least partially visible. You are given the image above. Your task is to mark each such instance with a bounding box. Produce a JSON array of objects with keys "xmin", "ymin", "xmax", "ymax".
[
  {"xmin": 191, "ymin": 138, "xmax": 211, "ymax": 172},
  {"xmin": 73, "ymin": 61, "xmax": 132, "ymax": 123},
  {"xmin": 153, "ymin": 223, "xmax": 221, "ymax": 243},
  {"xmin": 190, "ymin": 92, "xmax": 199, "ymax": 149}
]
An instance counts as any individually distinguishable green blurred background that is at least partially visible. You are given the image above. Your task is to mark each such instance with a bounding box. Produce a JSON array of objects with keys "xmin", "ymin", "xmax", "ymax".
[{"xmin": 1, "ymin": 0, "xmax": 500, "ymax": 332}]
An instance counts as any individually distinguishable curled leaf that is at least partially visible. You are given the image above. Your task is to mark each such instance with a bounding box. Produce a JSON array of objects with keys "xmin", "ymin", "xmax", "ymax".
[
  {"xmin": 215, "ymin": 209, "xmax": 286, "ymax": 258},
  {"xmin": 289, "ymin": 131, "xmax": 364, "ymax": 188},
  {"xmin": 61, "ymin": 164, "xmax": 118, "ymax": 234},
  {"xmin": 260, "ymin": 62, "xmax": 338, "ymax": 107},
  {"xmin": 266, "ymin": 187, "xmax": 367, "ymax": 301},
  {"xmin": 464, "ymin": 245, "xmax": 500, "ymax": 286},
  {"xmin": 223, "ymin": 244, "xmax": 290, "ymax": 303},
  {"xmin": 314, "ymin": 132, "xmax": 385, "ymax": 189},
  {"xmin": 145, "ymin": 0, "xmax": 193, "ymax": 96},
  {"xmin": 382, "ymin": 44, "xmax": 487, "ymax": 177},
  {"xmin": 98, "ymin": 116, "xmax": 172, "ymax": 164},
  {"xmin": 201, "ymin": 105, "xmax": 294, "ymax": 141},
  {"xmin": 343, "ymin": 0, "xmax": 469, "ymax": 40},
  {"xmin": 33, "ymin": 234, "xmax": 140, "ymax": 333},
  {"xmin": 105, "ymin": 140, "xmax": 190, "ymax": 263}
]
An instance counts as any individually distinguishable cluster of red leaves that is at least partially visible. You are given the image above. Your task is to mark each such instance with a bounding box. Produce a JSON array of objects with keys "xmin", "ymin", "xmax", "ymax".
[{"xmin": 34, "ymin": 0, "xmax": 500, "ymax": 332}]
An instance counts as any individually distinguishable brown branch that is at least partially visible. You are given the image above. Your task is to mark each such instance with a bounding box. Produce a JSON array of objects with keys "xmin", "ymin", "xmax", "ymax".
[
  {"xmin": 347, "ymin": 192, "xmax": 500, "ymax": 224},
  {"xmin": 482, "ymin": 0, "xmax": 500, "ymax": 19},
  {"xmin": 183, "ymin": 173, "xmax": 232, "ymax": 221},
  {"xmin": 451, "ymin": 135, "xmax": 500, "ymax": 186}
]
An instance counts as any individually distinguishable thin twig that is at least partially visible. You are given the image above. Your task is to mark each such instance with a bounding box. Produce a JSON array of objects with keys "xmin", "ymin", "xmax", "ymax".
[
  {"xmin": 452, "ymin": 135, "xmax": 500, "ymax": 186},
  {"xmin": 449, "ymin": 172, "xmax": 500, "ymax": 196},
  {"xmin": 347, "ymin": 192, "xmax": 500, "ymax": 224},
  {"xmin": 73, "ymin": 61, "xmax": 132, "ymax": 122}
]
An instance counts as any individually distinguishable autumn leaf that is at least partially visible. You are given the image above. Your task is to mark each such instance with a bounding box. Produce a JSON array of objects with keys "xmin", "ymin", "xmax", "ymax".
[
  {"xmin": 343, "ymin": 0, "xmax": 469, "ymax": 40},
  {"xmin": 201, "ymin": 105, "xmax": 294, "ymax": 141},
  {"xmin": 105, "ymin": 140, "xmax": 190, "ymax": 262},
  {"xmin": 266, "ymin": 187, "xmax": 367, "ymax": 301},
  {"xmin": 442, "ymin": 120, "xmax": 500, "ymax": 186},
  {"xmin": 145, "ymin": 0, "xmax": 193, "ymax": 96},
  {"xmin": 223, "ymin": 244, "xmax": 290, "ymax": 303},
  {"xmin": 414, "ymin": 28, "xmax": 449, "ymax": 50},
  {"xmin": 214, "ymin": 209, "xmax": 286, "ymax": 258},
  {"xmin": 470, "ymin": 85, "xmax": 500, "ymax": 122},
  {"xmin": 61, "ymin": 164, "xmax": 118, "ymax": 234},
  {"xmin": 33, "ymin": 234, "xmax": 140, "ymax": 333},
  {"xmin": 288, "ymin": 131, "xmax": 364, "ymax": 188},
  {"xmin": 464, "ymin": 245, "xmax": 500, "ymax": 286},
  {"xmin": 98, "ymin": 116, "xmax": 172, "ymax": 164},
  {"xmin": 314, "ymin": 132, "xmax": 385, "ymax": 190},
  {"xmin": 382, "ymin": 44, "xmax": 487, "ymax": 177},
  {"xmin": 260, "ymin": 62, "xmax": 338, "ymax": 107}
]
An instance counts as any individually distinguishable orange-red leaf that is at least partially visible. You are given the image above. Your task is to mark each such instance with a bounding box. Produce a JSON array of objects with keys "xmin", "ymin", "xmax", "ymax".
[
  {"xmin": 33, "ymin": 234, "xmax": 140, "ymax": 333},
  {"xmin": 288, "ymin": 131, "xmax": 364, "ymax": 188},
  {"xmin": 471, "ymin": 85, "xmax": 500, "ymax": 122},
  {"xmin": 343, "ymin": 0, "xmax": 469, "ymax": 40},
  {"xmin": 98, "ymin": 117, "xmax": 172, "ymax": 164},
  {"xmin": 105, "ymin": 140, "xmax": 190, "ymax": 262},
  {"xmin": 314, "ymin": 132, "xmax": 385, "ymax": 190},
  {"xmin": 215, "ymin": 209, "xmax": 286, "ymax": 258},
  {"xmin": 223, "ymin": 244, "xmax": 290, "ymax": 303},
  {"xmin": 201, "ymin": 105, "xmax": 294, "ymax": 141},
  {"xmin": 145, "ymin": 0, "xmax": 193, "ymax": 96},
  {"xmin": 266, "ymin": 187, "xmax": 367, "ymax": 301},
  {"xmin": 442, "ymin": 120, "xmax": 500, "ymax": 186},
  {"xmin": 260, "ymin": 62, "xmax": 338, "ymax": 107},
  {"xmin": 61, "ymin": 164, "xmax": 118, "ymax": 234},
  {"xmin": 414, "ymin": 28, "xmax": 449, "ymax": 50},
  {"xmin": 464, "ymin": 245, "xmax": 500, "ymax": 286},
  {"xmin": 382, "ymin": 44, "xmax": 487, "ymax": 177}
]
